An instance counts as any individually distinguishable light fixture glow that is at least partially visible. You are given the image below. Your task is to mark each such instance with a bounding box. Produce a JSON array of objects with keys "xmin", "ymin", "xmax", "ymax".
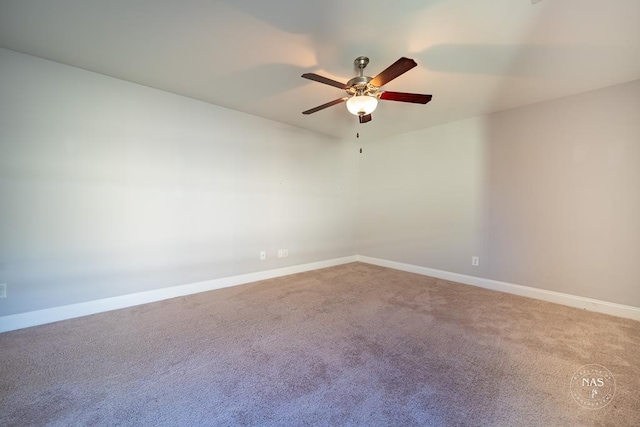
[{"xmin": 346, "ymin": 95, "xmax": 378, "ymax": 116}]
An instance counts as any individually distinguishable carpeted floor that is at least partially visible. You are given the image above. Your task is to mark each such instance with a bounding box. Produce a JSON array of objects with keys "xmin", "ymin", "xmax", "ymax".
[{"xmin": 1, "ymin": 262, "xmax": 639, "ymax": 426}]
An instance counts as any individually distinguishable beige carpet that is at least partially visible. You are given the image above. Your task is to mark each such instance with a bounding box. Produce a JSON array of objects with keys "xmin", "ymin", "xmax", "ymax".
[{"xmin": 1, "ymin": 262, "xmax": 639, "ymax": 426}]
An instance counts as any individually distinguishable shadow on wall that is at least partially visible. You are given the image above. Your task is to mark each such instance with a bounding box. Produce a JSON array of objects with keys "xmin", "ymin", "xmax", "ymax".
[
  {"xmin": 356, "ymin": 78, "xmax": 640, "ymax": 308},
  {"xmin": 481, "ymin": 79, "xmax": 640, "ymax": 306}
]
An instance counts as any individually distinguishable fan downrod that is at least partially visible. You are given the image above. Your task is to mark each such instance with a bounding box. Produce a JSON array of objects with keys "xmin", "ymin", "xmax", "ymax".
[
  {"xmin": 347, "ymin": 57, "xmax": 374, "ymax": 93},
  {"xmin": 354, "ymin": 56, "xmax": 370, "ymax": 75}
]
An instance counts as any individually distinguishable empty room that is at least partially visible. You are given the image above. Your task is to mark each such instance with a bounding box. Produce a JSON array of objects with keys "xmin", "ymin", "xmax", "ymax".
[{"xmin": 1, "ymin": 0, "xmax": 639, "ymax": 425}]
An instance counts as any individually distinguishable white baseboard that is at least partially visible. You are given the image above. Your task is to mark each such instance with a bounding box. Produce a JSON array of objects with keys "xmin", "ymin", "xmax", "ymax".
[
  {"xmin": 0, "ymin": 256, "xmax": 357, "ymax": 333},
  {"xmin": 3, "ymin": 254, "xmax": 638, "ymax": 333},
  {"xmin": 357, "ymin": 255, "xmax": 640, "ymax": 322}
]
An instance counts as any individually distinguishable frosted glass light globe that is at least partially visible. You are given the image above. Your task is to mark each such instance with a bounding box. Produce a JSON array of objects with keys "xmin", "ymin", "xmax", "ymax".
[{"xmin": 346, "ymin": 95, "xmax": 378, "ymax": 116}]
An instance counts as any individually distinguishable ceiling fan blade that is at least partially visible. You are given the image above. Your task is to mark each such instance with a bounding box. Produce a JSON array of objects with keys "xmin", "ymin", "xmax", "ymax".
[
  {"xmin": 359, "ymin": 114, "xmax": 372, "ymax": 124},
  {"xmin": 380, "ymin": 92, "xmax": 432, "ymax": 104},
  {"xmin": 302, "ymin": 97, "xmax": 348, "ymax": 115},
  {"xmin": 301, "ymin": 73, "xmax": 348, "ymax": 90},
  {"xmin": 370, "ymin": 57, "xmax": 417, "ymax": 87}
]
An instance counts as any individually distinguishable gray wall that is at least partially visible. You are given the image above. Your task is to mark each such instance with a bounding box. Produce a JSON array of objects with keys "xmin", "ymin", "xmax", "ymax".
[
  {"xmin": 0, "ymin": 48, "xmax": 359, "ymax": 316},
  {"xmin": 358, "ymin": 79, "xmax": 640, "ymax": 307},
  {"xmin": 2, "ymin": 46, "xmax": 638, "ymax": 318}
]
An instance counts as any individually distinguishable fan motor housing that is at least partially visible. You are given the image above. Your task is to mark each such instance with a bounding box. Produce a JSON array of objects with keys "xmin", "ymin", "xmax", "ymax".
[{"xmin": 346, "ymin": 76, "xmax": 375, "ymax": 96}]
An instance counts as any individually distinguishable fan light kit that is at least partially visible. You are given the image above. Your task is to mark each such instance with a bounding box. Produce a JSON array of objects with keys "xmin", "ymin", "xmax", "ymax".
[
  {"xmin": 302, "ymin": 56, "xmax": 432, "ymax": 124},
  {"xmin": 346, "ymin": 95, "xmax": 378, "ymax": 116}
]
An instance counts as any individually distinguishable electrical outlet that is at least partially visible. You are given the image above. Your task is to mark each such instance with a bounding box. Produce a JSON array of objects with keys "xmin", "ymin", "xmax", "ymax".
[
  {"xmin": 259, "ymin": 251, "xmax": 266, "ymax": 261},
  {"xmin": 277, "ymin": 249, "xmax": 289, "ymax": 258},
  {"xmin": 0, "ymin": 283, "xmax": 6, "ymax": 298},
  {"xmin": 472, "ymin": 256, "xmax": 479, "ymax": 266}
]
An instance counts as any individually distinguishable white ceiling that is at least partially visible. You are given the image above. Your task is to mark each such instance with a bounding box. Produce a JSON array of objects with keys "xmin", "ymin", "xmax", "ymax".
[{"xmin": 1, "ymin": 0, "xmax": 639, "ymax": 141}]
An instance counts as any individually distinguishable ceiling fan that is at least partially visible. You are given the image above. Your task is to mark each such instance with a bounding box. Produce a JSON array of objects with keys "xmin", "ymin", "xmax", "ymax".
[{"xmin": 301, "ymin": 56, "xmax": 432, "ymax": 124}]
